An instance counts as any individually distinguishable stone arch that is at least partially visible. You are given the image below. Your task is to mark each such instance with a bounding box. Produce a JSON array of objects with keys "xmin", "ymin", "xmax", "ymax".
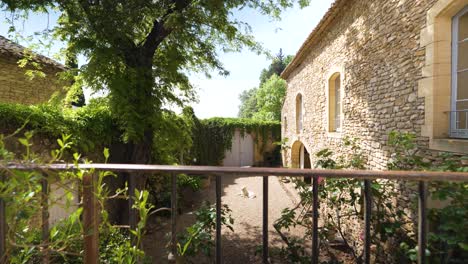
[{"xmin": 291, "ymin": 140, "xmax": 312, "ymax": 169}]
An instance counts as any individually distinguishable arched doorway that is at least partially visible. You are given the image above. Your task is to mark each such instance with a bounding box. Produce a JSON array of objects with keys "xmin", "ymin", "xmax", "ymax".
[{"xmin": 291, "ymin": 140, "xmax": 312, "ymax": 183}]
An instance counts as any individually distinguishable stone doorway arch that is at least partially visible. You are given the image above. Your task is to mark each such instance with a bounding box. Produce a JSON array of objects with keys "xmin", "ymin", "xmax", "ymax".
[{"xmin": 291, "ymin": 140, "xmax": 312, "ymax": 183}]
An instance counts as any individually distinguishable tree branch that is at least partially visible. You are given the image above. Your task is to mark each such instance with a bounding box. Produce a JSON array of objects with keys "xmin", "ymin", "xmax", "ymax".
[{"xmin": 141, "ymin": 0, "xmax": 192, "ymax": 56}]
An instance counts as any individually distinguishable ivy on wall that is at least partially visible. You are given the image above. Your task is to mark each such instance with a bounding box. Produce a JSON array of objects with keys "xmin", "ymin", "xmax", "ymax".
[
  {"xmin": 191, "ymin": 117, "xmax": 281, "ymax": 166},
  {"xmin": 0, "ymin": 100, "xmax": 119, "ymax": 153},
  {"xmin": 0, "ymin": 102, "xmax": 280, "ymax": 166}
]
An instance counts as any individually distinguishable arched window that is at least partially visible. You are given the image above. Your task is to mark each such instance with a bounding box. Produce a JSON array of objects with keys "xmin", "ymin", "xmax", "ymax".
[
  {"xmin": 451, "ymin": 6, "xmax": 468, "ymax": 138},
  {"xmin": 328, "ymin": 73, "xmax": 342, "ymax": 132},
  {"xmin": 296, "ymin": 93, "xmax": 303, "ymax": 133}
]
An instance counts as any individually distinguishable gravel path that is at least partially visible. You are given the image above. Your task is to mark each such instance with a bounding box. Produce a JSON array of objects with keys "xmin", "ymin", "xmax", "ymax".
[
  {"xmin": 144, "ymin": 174, "xmax": 306, "ymax": 263},
  {"xmin": 220, "ymin": 175, "xmax": 303, "ymax": 263}
]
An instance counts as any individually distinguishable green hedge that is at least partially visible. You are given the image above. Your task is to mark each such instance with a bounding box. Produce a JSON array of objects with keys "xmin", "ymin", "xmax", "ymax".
[
  {"xmin": 0, "ymin": 102, "xmax": 280, "ymax": 165},
  {"xmin": 192, "ymin": 117, "xmax": 281, "ymax": 165},
  {"xmin": 0, "ymin": 101, "xmax": 120, "ymax": 153}
]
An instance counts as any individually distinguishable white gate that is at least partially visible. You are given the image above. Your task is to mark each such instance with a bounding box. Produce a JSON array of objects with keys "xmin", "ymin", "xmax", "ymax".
[{"xmin": 222, "ymin": 130, "xmax": 254, "ymax": 167}]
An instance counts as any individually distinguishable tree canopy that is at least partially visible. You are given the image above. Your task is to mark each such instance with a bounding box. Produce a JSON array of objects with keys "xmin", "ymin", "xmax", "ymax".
[
  {"xmin": 1, "ymin": 0, "xmax": 309, "ymax": 164},
  {"xmin": 252, "ymin": 74, "xmax": 286, "ymax": 121},
  {"xmin": 238, "ymin": 49, "xmax": 292, "ymax": 121}
]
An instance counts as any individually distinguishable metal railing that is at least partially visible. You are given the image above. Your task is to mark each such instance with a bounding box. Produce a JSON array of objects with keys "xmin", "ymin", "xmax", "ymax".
[
  {"xmin": 449, "ymin": 110, "xmax": 468, "ymax": 138},
  {"xmin": 1, "ymin": 164, "xmax": 468, "ymax": 264}
]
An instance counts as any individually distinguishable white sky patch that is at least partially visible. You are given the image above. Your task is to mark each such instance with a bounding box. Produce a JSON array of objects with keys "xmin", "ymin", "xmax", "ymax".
[{"xmin": 190, "ymin": 77, "xmax": 258, "ymax": 119}]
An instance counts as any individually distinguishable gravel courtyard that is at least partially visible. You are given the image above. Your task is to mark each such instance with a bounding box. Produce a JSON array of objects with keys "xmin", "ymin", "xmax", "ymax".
[{"xmin": 144, "ymin": 174, "xmax": 306, "ymax": 263}]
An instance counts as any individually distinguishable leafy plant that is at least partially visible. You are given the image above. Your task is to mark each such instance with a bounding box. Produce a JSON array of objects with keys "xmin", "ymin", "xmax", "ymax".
[
  {"xmin": 177, "ymin": 202, "xmax": 234, "ymax": 261},
  {"xmin": 192, "ymin": 117, "xmax": 280, "ymax": 166},
  {"xmin": 388, "ymin": 132, "xmax": 468, "ymax": 263},
  {"xmin": 0, "ymin": 133, "xmax": 154, "ymax": 263}
]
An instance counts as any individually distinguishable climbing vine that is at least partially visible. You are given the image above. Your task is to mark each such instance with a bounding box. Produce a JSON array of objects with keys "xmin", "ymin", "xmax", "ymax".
[
  {"xmin": 0, "ymin": 102, "xmax": 280, "ymax": 167},
  {"xmin": 191, "ymin": 117, "xmax": 281, "ymax": 166}
]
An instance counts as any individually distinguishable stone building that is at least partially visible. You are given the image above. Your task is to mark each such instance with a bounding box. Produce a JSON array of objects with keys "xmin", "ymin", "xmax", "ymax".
[
  {"xmin": 281, "ymin": 0, "xmax": 468, "ymax": 170},
  {"xmin": 0, "ymin": 35, "xmax": 66, "ymax": 104}
]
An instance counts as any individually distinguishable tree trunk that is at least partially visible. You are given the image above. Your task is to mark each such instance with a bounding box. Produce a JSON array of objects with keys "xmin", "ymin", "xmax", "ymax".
[
  {"xmin": 111, "ymin": 50, "xmax": 157, "ymax": 226},
  {"xmin": 126, "ymin": 130, "xmax": 153, "ymax": 229}
]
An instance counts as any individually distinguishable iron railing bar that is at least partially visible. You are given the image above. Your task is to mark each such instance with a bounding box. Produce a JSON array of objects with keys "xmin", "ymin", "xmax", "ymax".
[
  {"xmin": 83, "ymin": 173, "xmax": 99, "ymax": 264},
  {"xmin": 0, "ymin": 173, "xmax": 5, "ymax": 262},
  {"xmin": 363, "ymin": 180, "xmax": 372, "ymax": 264},
  {"xmin": 216, "ymin": 175, "xmax": 222, "ymax": 264},
  {"xmin": 263, "ymin": 176, "xmax": 269, "ymax": 264},
  {"xmin": 4, "ymin": 164, "xmax": 468, "ymax": 182},
  {"xmin": 41, "ymin": 175, "xmax": 50, "ymax": 264},
  {"xmin": 128, "ymin": 173, "xmax": 137, "ymax": 246},
  {"xmin": 312, "ymin": 176, "xmax": 319, "ymax": 264},
  {"xmin": 418, "ymin": 181, "xmax": 427, "ymax": 264},
  {"xmin": 171, "ymin": 173, "xmax": 177, "ymax": 262}
]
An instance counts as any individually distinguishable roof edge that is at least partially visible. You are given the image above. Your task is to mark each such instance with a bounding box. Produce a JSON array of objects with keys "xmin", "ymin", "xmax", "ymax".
[
  {"xmin": 281, "ymin": 0, "xmax": 347, "ymax": 80},
  {"xmin": 0, "ymin": 35, "xmax": 67, "ymax": 71}
]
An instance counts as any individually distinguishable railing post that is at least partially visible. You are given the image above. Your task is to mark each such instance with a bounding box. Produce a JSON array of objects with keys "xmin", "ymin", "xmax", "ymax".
[
  {"xmin": 83, "ymin": 173, "xmax": 99, "ymax": 264},
  {"xmin": 418, "ymin": 181, "xmax": 427, "ymax": 264},
  {"xmin": 41, "ymin": 175, "xmax": 50, "ymax": 264},
  {"xmin": 0, "ymin": 172, "xmax": 6, "ymax": 263},
  {"xmin": 262, "ymin": 176, "xmax": 269, "ymax": 264},
  {"xmin": 128, "ymin": 173, "xmax": 137, "ymax": 232},
  {"xmin": 215, "ymin": 174, "xmax": 222, "ymax": 264},
  {"xmin": 312, "ymin": 176, "xmax": 319, "ymax": 264},
  {"xmin": 171, "ymin": 173, "xmax": 178, "ymax": 262},
  {"xmin": 363, "ymin": 179, "xmax": 372, "ymax": 264}
]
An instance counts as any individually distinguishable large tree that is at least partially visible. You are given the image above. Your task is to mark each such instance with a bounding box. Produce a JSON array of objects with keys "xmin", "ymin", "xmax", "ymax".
[
  {"xmin": 252, "ymin": 74, "xmax": 286, "ymax": 121},
  {"xmin": 258, "ymin": 48, "xmax": 293, "ymax": 85},
  {"xmin": 1, "ymin": 0, "xmax": 309, "ymax": 165},
  {"xmin": 238, "ymin": 49, "xmax": 293, "ymax": 120},
  {"xmin": 238, "ymin": 87, "xmax": 258, "ymax": 119}
]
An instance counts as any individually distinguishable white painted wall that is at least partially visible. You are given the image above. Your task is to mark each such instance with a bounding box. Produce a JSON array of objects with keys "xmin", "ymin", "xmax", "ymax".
[
  {"xmin": 49, "ymin": 180, "xmax": 79, "ymax": 225},
  {"xmin": 223, "ymin": 130, "xmax": 254, "ymax": 167}
]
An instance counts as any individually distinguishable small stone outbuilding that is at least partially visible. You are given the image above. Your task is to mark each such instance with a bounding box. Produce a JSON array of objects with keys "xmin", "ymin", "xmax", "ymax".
[
  {"xmin": 0, "ymin": 35, "xmax": 66, "ymax": 104},
  {"xmin": 281, "ymin": 0, "xmax": 468, "ymax": 169}
]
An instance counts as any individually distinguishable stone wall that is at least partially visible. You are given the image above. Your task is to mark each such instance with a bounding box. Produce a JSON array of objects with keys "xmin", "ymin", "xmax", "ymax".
[
  {"xmin": 282, "ymin": 0, "xmax": 446, "ymax": 170},
  {"xmin": 0, "ymin": 55, "xmax": 63, "ymax": 104},
  {"xmin": 280, "ymin": 0, "xmax": 467, "ymax": 261}
]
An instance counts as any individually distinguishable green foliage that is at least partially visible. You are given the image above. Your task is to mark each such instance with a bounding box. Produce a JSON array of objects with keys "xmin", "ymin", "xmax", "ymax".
[
  {"xmin": 259, "ymin": 49, "xmax": 293, "ymax": 86},
  {"xmin": 0, "ymin": 101, "xmax": 196, "ymax": 164},
  {"xmin": 252, "ymin": 74, "xmax": 287, "ymax": 121},
  {"xmin": 387, "ymin": 131, "xmax": 427, "ymax": 170},
  {"xmin": 192, "ymin": 117, "xmax": 280, "ymax": 165},
  {"xmin": 238, "ymin": 49, "xmax": 293, "ymax": 121},
  {"xmin": 274, "ymin": 137, "xmax": 374, "ymax": 262},
  {"xmin": 275, "ymin": 133, "xmax": 468, "ymax": 263},
  {"xmin": 0, "ymin": 134, "xmax": 153, "ymax": 263},
  {"xmin": 388, "ymin": 132, "xmax": 468, "ymax": 263},
  {"xmin": 177, "ymin": 202, "xmax": 234, "ymax": 259},
  {"xmin": 238, "ymin": 88, "xmax": 259, "ymax": 119},
  {"xmin": 152, "ymin": 108, "xmax": 195, "ymax": 165},
  {"xmin": 0, "ymin": 101, "xmax": 119, "ymax": 153},
  {"xmin": 2, "ymin": 0, "xmax": 309, "ymax": 149},
  {"xmin": 177, "ymin": 174, "xmax": 202, "ymax": 192}
]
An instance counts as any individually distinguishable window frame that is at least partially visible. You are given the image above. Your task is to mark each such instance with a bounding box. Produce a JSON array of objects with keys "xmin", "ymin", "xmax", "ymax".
[
  {"xmin": 450, "ymin": 5, "xmax": 468, "ymax": 138},
  {"xmin": 327, "ymin": 71, "xmax": 343, "ymax": 134},
  {"xmin": 296, "ymin": 93, "xmax": 303, "ymax": 134},
  {"xmin": 419, "ymin": 0, "xmax": 468, "ymax": 153}
]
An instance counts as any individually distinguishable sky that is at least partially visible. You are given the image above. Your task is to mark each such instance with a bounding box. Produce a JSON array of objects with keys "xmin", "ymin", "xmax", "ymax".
[{"xmin": 0, "ymin": 1, "xmax": 334, "ymax": 118}]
